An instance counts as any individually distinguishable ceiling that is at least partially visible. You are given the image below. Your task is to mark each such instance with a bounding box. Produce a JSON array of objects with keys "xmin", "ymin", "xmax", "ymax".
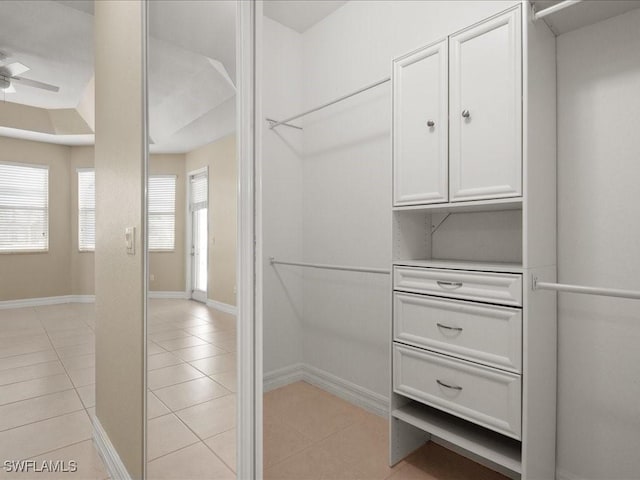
[
  {"xmin": 0, "ymin": 0, "xmax": 237, "ymax": 154},
  {"xmin": 264, "ymin": 0, "xmax": 347, "ymax": 33}
]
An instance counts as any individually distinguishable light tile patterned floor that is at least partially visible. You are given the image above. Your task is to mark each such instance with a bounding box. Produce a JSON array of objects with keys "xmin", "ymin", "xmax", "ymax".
[
  {"xmin": 0, "ymin": 302, "xmax": 107, "ymax": 479},
  {"xmin": 146, "ymin": 299, "xmax": 237, "ymax": 479},
  {"xmin": 0, "ymin": 300, "xmax": 507, "ymax": 480},
  {"xmin": 263, "ymin": 382, "xmax": 508, "ymax": 480}
]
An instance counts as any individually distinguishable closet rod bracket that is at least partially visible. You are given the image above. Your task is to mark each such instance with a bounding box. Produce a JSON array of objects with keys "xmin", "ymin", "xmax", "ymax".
[{"xmin": 266, "ymin": 118, "xmax": 303, "ymax": 130}]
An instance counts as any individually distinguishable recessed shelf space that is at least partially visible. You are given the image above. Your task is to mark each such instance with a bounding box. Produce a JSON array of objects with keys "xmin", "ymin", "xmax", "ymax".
[
  {"xmin": 393, "ymin": 208, "xmax": 523, "ymax": 266},
  {"xmin": 392, "ymin": 401, "xmax": 522, "ymax": 476}
]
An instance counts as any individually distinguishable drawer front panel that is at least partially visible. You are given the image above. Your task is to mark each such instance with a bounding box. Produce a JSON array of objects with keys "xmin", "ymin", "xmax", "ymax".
[
  {"xmin": 394, "ymin": 266, "xmax": 522, "ymax": 306},
  {"xmin": 394, "ymin": 293, "xmax": 522, "ymax": 372},
  {"xmin": 393, "ymin": 344, "xmax": 521, "ymax": 439}
]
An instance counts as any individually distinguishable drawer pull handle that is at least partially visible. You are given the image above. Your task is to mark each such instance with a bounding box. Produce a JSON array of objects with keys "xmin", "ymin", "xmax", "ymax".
[
  {"xmin": 437, "ymin": 280, "xmax": 463, "ymax": 289},
  {"xmin": 436, "ymin": 323, "xmax": 463, "ymax": 333},
  {"xmin": 437, "ymin": 379, "xmax": 463, "ymax": 391}
]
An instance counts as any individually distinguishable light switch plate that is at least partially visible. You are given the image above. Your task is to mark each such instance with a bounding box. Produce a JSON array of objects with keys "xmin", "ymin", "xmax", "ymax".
[{"xmin": 125, "ymin": 227, "xmax": 135, "ymax": 255}]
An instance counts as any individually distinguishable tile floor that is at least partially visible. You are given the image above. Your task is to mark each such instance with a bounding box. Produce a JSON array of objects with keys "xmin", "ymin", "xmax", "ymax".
[
  {"xmin": 0, "ymin": 302, "xmax": 107, "ymax": 479},
  {"xmin": 146, "ymin": 299, "xmax": 237, "ymax": 479},
  {"xmin": 0, "ymin": 299, "xmax": 507, "ymax": 480},
  {"xmin": 263, "ymin": 382, "xmax": 508, "ymax": 480}
]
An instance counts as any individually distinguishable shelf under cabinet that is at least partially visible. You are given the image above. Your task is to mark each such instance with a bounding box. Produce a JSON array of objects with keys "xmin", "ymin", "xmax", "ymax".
[
  {"xmin": 393, "ymin": 197, "xmax": 523, "ymax": 214},
  {"xmin": 392, "ymin": 401, "xmax": 522, "ymax": 475},
  {"xmin": 392, "ymin": 259, "xmax": 524, "ymax": 274}
]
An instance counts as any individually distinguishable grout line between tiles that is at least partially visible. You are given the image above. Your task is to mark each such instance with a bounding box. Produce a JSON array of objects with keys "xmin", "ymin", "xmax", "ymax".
[{"xmin": 0, "ymin": 405, "xmax": 87, "ymax": 434}]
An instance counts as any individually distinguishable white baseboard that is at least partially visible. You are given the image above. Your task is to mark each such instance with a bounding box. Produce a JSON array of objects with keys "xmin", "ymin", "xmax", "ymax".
[
  {"xmin": 263, "ymin": 363, "xmax": 389, "ymax": 418},
  {"xmin": 72, "ymin": 295, "xmax": 96, "ymax": 304},
  {"xmin": 303, "ymin": 364, "xmax": 389, "ymax": 417},
  {"xmin": 148, "ymin": 291, "xmax": 189, "ymax": 299},
  {"xmin": 92, "ymin": 416, "xmax": 132, "ymax": 480},
  {"xmin": 206, "ymin": 299, "xmax": 237, "ymax": 316},
  {"xmin": 264, "ymin": 363, "xmax": 305, "ymax": 392},
  {"xmin": 0, "ymin": 294, "xmax": 96, "ymax": 309}
]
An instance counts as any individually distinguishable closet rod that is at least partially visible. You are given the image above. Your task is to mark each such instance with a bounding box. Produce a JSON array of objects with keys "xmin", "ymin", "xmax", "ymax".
[
  {"xmin": 533, "ymin": 0, "xmax": 583, "ymax": 21},
  {"xmin": 268, "ymin": 76, "xmax": 391, "ymax": 129},
  {"xmin": 270, "ymin": 257, "xmax": 390, "ymax": 275},
  {"xmin": 533, "ymin": 277, "xmax": 640, "ymax": 300}
]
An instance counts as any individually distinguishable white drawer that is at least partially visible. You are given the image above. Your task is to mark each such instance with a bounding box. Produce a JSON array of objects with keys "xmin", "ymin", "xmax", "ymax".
[
  {"xmin": 394, "ymin": 293, "xmax": 522, "ymax": 372},
  {"xmin": 394, "ymin": 266, "xmax": 522, "ymax": 306},
  {"xmin": 393, "ymin": 344, "xmax": 522, "ymax": 439}
]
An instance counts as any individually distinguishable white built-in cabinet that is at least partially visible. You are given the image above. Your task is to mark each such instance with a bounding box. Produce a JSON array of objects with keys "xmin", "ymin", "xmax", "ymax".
[
  {"xmin": 393, "ymin": 7, "xmax": 522, "ymax": 207},
  {"xmin": 393, "ymin": 40, "xmax": 448, "ymax": 206},
  {"xmin": 390, "ymin": 4, "xmax": 558, "ymax": 480}
]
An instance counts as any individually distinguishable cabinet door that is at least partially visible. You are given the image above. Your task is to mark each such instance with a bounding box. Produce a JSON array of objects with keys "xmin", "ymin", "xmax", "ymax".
[
  {"xmin": 393, "ymin": 40, "xmax": 448, "ymax": 206},
  {"xmin": 449, "ymin": 7, "xmax": 522, "ymax": 202}
]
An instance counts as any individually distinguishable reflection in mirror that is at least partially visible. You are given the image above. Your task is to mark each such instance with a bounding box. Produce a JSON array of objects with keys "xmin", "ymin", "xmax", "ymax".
[
  {"xmin": 0, "ymin": 0, "xmax": 104, "ymax": 476},
  {"xmin": 146, "ymin": 1, "xmax": 238, "ymax": 478}
]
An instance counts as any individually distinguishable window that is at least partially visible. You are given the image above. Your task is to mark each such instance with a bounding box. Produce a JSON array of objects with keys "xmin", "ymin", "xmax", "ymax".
[
  {"xmin": 0, "ymin": 163, "xmax": 49, "ymax": 253},
  {"xmin": 149, "ymin": 175, "xmax": 176, "ymax": 251},
  {"xmin": 78, "ymin": 169, "xmax": 95, "ymax": 251}
]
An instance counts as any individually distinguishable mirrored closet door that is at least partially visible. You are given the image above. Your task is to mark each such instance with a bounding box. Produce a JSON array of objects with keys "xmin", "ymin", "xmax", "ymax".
[{"xmin": 145, "ymin": 1, "xmax": 238, "ymax": 478}]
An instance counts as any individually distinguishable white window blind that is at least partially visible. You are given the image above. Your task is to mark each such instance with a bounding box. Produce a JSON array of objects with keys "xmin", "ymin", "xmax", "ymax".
[
  {"xmin": 190, "ymin": 172, "xmax": 208, "ymax": 211},
  {"xmin": 0, "ymin": 163, "xmax": 49, "ymax": 253},
  {"xmin": 149, "ymin": 175, "xmax": 176, "ymax": 251},
  {"xmin": 78, "ymin": 169, "xmax": 95, "ymax": 251}
]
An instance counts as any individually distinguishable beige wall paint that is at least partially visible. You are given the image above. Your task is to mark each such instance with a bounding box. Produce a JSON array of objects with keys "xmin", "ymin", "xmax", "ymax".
[
  {"xmin": 69, "ymin": 146, "xmax": 95, "ymax": 296},
  {"xmin": 0, "ymin": 142, "xmax": 186, "ymax": 300},
  {"xmin": 0, "ymin": 136, "xmax": 71, "ymax": 301},
  {"xmin": 94, "ymin": 1, "xmax": 145, "ymax": 477},
  {"xmin": 186, "ymin": 134, "xmax": 237, "ymax": 306},
  {"xmin": 149, "ymin": 154, "xmax": 186, "ymax": 292}
]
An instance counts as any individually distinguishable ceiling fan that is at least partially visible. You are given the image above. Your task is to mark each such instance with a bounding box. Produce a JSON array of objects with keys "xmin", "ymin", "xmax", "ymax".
[{"xmin": 0, "ymin": 51, "xmax": 60, "ymax": 94}]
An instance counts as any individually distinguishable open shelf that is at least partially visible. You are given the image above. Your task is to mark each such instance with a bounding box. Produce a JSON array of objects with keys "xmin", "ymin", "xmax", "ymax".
[
  {"xmin": 393, "ymin": 197, "xmax": 522, "ymax": 214},
  {"xmin": 393, "ymin": 259, "xmax": 524, "ymax": 274},
  {"xmin": 393, "ymin": 401, "xmax": 522, "ymax": 475},
  {"xmin": 534, "ymin": 0, "xmax": 640, "ymax": 36}
]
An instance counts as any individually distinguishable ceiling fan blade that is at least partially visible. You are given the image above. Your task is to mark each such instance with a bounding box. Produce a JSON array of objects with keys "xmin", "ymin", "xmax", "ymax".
[
  {"xmin": 2, "ymin": 62, "xmax": 30, "ymax": 77},
  {"xmin": 11, "ymin": 76, "xmax": 60, "ymax": 93}
]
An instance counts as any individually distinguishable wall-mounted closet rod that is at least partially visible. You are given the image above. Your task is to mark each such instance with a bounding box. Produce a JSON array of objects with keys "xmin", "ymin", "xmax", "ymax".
[
  {"xmin": 270, "ymin": 257, "xmax": 390, "ymax": 275},
  {"xmin": 268, "ymin": 76, "xmax": 391, "ymax": 129},
  {"xmin": 533, "ymin": 277, "xmax": 640, "ymax": 300},
  {"xmin": 533, "ymin": 0, "xmax": 583, "ymax": 21}
]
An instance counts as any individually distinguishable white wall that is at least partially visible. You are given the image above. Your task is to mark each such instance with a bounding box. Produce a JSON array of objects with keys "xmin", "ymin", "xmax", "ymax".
[
  {"xmin": 556, "ymin": 9, "xmax": 640, "ymax": 479},
  {"xmin": 297, "ymin": 0, "xmax": 519, "ymax": 398},
  {"xmin": 261, "ymin": 17, "xmax": 305, "ymax": 375}
]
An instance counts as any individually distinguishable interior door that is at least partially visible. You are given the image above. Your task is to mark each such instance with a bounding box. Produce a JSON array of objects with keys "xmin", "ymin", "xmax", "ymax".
[
  {"xmin": 449, "ymin": 6, "xmax": 522, "ymax": 202},
  {"xmin": 190, "ymin": 171, "xmax": 208, "ymax": 303},
  {"xmin": 393, "ymin": 39, "xmax": 448, "ymax": 206}
]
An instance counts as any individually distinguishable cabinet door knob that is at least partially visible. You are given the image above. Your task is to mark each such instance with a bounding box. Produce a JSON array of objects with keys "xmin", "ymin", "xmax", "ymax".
[
  {"xmin": 462, "ymin": 109, "xmax": 470, "ymax": 118},
  {"xmin": 427, "ymin": 120, "xmax": 435, "ymax": 127}
]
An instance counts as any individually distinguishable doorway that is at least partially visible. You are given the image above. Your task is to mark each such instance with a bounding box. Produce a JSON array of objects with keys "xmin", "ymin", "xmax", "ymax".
[{"xmin": 189, "ymin": 168, "xmax": 208, "ymax": 303}]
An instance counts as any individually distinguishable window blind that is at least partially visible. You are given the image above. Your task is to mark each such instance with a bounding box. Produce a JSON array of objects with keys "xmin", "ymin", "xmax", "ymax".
[
  {"xmin": 190, "ymin": 172, "xmax": 208, "ymax": 211},
  {"xmin": 78, "ymin": 169, "xmax": 95, "ymax": 251},
  {"xmin": 149, "ymin": 175, "xmax": 176, "ymax": 251},
  {"xmin": 0, "ymin": 163, "xmax": 49, "ymax": 252}
]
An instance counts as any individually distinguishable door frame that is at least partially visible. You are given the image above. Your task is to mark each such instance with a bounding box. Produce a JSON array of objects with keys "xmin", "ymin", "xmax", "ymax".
[
  {"xmin": 237, "ymin": 1, "xmax": 261, "ymax": 478},
  {"xmin": 185, "ymin": 166, "xmax": 209, "ymax": 302}
]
